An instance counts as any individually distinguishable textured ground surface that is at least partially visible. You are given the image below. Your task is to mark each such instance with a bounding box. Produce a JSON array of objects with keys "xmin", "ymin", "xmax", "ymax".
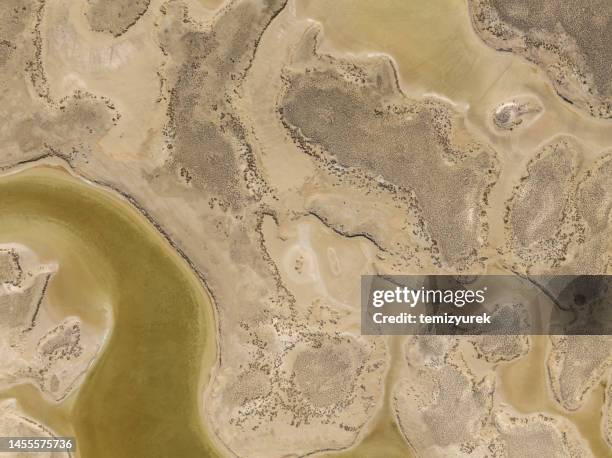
[{"xmin": 0, "ymin": 0, "xmax": 611, "ymax": 457}]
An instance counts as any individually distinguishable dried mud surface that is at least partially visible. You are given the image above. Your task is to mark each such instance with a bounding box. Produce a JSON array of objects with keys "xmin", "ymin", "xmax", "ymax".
[{"xmin": 0, "ymin": 0, "xmax": 611, "ymax": 457}]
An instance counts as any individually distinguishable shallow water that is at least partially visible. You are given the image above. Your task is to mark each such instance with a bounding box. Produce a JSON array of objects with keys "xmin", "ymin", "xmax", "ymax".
[{"xmin": 0, "ymin": 166, "xmax": 219, "ymax": 458}]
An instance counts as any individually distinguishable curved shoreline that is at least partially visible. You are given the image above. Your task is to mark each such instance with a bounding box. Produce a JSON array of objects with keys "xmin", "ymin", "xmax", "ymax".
[{"xmin": 0, "ymin": 161, "xmax": 225, "ymax": 458}]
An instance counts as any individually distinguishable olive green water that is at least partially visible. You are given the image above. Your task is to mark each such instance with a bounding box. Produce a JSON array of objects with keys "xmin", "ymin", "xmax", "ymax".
[{"xmin": 0, "ymin": 166, "xmax": 219, "ymax": 458}]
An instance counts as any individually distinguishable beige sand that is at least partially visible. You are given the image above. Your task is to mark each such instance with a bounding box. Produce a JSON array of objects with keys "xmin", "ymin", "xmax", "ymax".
[{"xmin": 0, "ymin": 0, "xmax": 610, "ymax": 456}]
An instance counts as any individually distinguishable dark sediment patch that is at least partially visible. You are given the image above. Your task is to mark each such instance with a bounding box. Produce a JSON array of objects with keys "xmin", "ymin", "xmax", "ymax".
[
  {"xmin": 86, "ymin": 0, "xmax": 151, "ymax": 37},
  {"xmin": 278, "ymin": 44, "xmax": 498, "ymax": 266},
  {"xmin": 160, "ymin": 0, "xmax": 288, "ymax": 209},
  {"xmin": 505, "ymin": 137, "xmax": 579, "ymax": 265},
  {"xmin": 469, "ymin": 0, "xmax": 612, "ymax": 118}
]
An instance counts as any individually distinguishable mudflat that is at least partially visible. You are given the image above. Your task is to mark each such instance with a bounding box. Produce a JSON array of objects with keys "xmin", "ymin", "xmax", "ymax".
[{"xmin": 0, "ymin": 166, "xmax": 219, "ymax": 458}]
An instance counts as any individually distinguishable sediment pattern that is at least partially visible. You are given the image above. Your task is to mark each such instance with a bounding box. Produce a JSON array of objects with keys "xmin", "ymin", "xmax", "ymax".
[
  {"xmin": 0, "ymin": 0, "xmax": 611, "ymax": 456},
  {"xmin": 278, "ymin": 33, "xmax": 499, "ymax": 267},
  {"xmin": 469, "ymin": 0, "xmax": 612, "ymax": 118}
]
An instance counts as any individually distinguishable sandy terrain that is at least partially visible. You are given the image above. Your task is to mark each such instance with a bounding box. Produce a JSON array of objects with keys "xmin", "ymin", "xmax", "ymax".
[
  {"xmin": 0, "ymin": 399, "xmax": 70, "ymax": 458},
  {"xmin": 0, "ymin": 0, "xmax": 610, "ymax": 457},
  {"xmin": 0, "ymin": 243, "xmax": 107, "ymax": 403}
]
